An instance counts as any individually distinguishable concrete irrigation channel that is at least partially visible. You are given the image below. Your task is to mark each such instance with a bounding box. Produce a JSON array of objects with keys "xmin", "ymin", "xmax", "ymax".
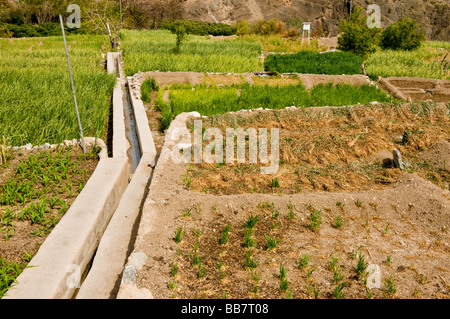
[{"xmin": 3, "ymin": 52, "xmax": 157, "ymax": 299}]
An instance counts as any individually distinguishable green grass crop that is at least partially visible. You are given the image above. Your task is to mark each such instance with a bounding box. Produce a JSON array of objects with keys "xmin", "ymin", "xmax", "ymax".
[
  {"xmin": 239, "ymin": 34, "xmax": 320, "ymax": 53},
  {"xmin": 121, "ymin": 30, "xmax": 263, "ymax": 75},
  {"xmin": 0, "ymin": 257, "xmax": 27, "ymax": 298},
  {"xmin": 265, "ymin": 51, "xmax": 363, "ymax": 75},
  {"xmin": 244, "ymin": 249, "xmax": 259, "ymax": 269},
  {"xmin": 0, "ymin": 35, "xmax": 116, "ymax": 146},
  {"xmin": 141, "ymin": 77, "xmax": 158, "ymax": 104},
  {"xmin": 166, "ymin": 82, "xmax": 393, "ymax": 124},
  {"xmin": 365, "ymin": 42, "xmax": 450, "ymax": 80}
]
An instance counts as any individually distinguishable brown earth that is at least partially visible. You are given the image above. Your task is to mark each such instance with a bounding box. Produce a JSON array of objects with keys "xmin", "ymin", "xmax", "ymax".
[
  {"xmin": 131, "ymin": 100, "xmax": 449, "ymax": 299},
  {"xmin": 130, "ymin": 71, "xmax": 449, "ymax": 299},
  {"xmin": 379, "ymin": 77, "xmax": 450, "ymax": 103}
]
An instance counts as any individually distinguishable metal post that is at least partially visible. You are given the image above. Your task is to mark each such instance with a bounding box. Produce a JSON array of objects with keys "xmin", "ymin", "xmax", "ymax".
[{"xmin": 59, "ymin": 14, "xmax": 86, "ymax": 153}]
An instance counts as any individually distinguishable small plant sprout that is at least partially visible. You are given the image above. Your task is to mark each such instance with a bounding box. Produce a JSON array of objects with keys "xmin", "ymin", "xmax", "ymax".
[
  {"xmin": 355, "ymin": 199, "xmax": 363, "ymax": 208},
  {"xmin": 244, "ymin": 213, "xmax": 260, "ymax": 229},
  {"xmin": 382, "ymin": 223, "xmax": 390, "ymax": 236},
  {"xmin": 264, "ymin": 234, "xmax": 279, "ymax": 250},
  {"xmin": 309, "ymin": 208, "xmax": 322, "ymax": 232},
  {"xmin": 334, "ymin": 215, "xmax": 344, "ymax": 229},
  {"xmin": 271, "ymin": 177, "xmax": 280, "ymax": 189},
  {"xmin": 244, "ymin": 250, "xmax": 259, "ymax": 269},
  {"xmin": 336, "ymin": 201, "xmax": 345, "ymax": 210},
  {"xmin": 198, "ymin": 264, "xmax": 207, "ymax": 279},
  {"xmin": 174, "ymin": 226, "xmax": 183, "ymax": 244},
  {"xmin": 383, "ymin": 276, "xmax": 397, "ymax": 298},
  {"xmin": 298, "ymin": 253, "xmax": 310, "ymax": 270},
  {"xmin": 171, "ymin": 261, "xmax": 179, "ymax": 278},
  {"xmin": 182, "ymin": 207, "xmax": 192, "ymax": 218},
  {"xmin": 279, "ymin": 265, "xmax": 289, "ymax": 292},
  {"xmin": 332, "ymin": 281, "xmax": 347, "ymax": 299},
  {"xmin": 356, "ymin": 251, "xmax": 369, "ymax": 280},
  {"xmin": 287, "ymin": 203, "xmax": 296, "ymax": 220},
  {"xmin": 168, "ymin": 280, "xmax": 178, "ymax": 291},
  {"xmin": 385, "ymin": 255, "xmax": 392, "ymax": 266},
  {"xmin": 243, "ymin": 228, "xmax": 257, "ymax": 248},
  {"xmin": 218, "ymin": 224, "xmax": 232, "ymax": 245}
]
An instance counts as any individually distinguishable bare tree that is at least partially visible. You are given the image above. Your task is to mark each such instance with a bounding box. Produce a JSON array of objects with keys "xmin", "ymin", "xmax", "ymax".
[
  {"xmin": 124, "ymin": 0, "xmax": 185, "ymax": 29},
  {"xmin": 83, "ymin": 0, "xmax": 123, "ymax": 49}
]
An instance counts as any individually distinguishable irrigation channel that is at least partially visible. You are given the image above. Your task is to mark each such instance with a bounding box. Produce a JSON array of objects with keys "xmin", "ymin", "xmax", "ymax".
[{"xmin": 3, "ymin": 52, "xmax": 158, "ymax": 299}]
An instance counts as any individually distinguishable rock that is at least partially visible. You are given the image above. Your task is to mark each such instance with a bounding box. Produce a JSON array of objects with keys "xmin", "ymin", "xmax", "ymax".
[
  {"xmin": 393, "ymin": 149, "xmax": 404, "ymax": 170},
  {"xmin": 24, "ymin": 143, "xmax": 32, "ymax": 150}
]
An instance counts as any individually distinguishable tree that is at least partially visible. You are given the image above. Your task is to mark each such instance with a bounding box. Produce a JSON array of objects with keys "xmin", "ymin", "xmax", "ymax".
[
  {"xmin": 380, "ymin": 18, "xmax": 426, "ymax": 51},
  {"xmin": 82, "ymin": 0, "xmax": 122, "ymax": 49},
  {"xmin": 337, "ymin": 6, "xmax": 380, "ymax": 60},
  {"xmin": 124, "ymin": 0, "xmax": 185, "ymax": 29}
]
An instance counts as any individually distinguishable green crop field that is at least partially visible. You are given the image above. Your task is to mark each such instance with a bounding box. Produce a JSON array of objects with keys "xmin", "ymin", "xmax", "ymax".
[
  {"xmin": 156, "ymin": 82, "xmax": 394, "ymax": 129},
  {"xmin": 120, "ymin": 30, "xmax": 263, "ymax": 75},
  {"xmin": 365, "ymin": 41, "xmax": 450, "ymax": 80},
  {"xmin": 265, "ymin": 51, "xmax": 363, "ymax": 75},
  {"xmin": 0, "ymin": 35, "xmax": 116, "ymax": 147}
]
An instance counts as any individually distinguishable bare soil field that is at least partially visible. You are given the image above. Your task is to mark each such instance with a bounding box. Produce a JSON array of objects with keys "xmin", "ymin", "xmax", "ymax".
[
  {"xmin": 131, "ymin": 78, "xmax": 449, "ymax": 299},
  {"xmin": 380, "ymin": 77, "xmax": 450, "ymax": 103}
]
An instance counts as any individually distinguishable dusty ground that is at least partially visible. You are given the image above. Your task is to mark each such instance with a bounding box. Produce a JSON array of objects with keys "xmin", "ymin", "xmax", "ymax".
[
  {"xmin": 131, "ymin": 102, "xmax": 449, "ymax": 299},
  {"xmin": 380, "ymin": 77, "xmax": 450, "ymax": 103},
  {"xmin": 128, "ymin": 71, "xmax": 449, "ymax": 299}
]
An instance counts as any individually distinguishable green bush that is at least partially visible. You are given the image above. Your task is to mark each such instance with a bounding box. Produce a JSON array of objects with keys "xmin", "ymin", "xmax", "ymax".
[
  {"xmin": 337, "ymin": 6, "xmax": 381, "ymax": 60},
  {"xmin": 161, "ymin": 20, "xmax": 236, "ymax": 36},
  {"xmin": 380, "ymin": 18, "xmax": 426, "ymax": 51},
  {"xmin": 265, "ymin": 51, "xmax": 363, "ymax": 75},
  {"xmin": 2, "ymin": 22, "xmax": 89, "ymax": 38}
]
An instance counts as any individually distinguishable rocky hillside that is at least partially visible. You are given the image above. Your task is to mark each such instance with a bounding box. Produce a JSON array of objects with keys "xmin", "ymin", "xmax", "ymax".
[{"xmin": 182, "ymin": 0, "xmax": 449, "ymax": 41}]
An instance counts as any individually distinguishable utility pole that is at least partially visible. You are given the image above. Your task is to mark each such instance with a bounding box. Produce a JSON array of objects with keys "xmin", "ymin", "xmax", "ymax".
[{"xmin": 59, "ymin": 14, "xmax": 86, "ymax": 153}]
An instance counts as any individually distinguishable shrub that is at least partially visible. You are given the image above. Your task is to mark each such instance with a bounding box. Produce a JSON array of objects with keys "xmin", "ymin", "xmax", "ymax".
[
  {"xmin": 161, "ymin": 20, "xmax": 236, "ymax": 36},
  {"xmin": 380, "ymin": 18, "xmax": 426, "ymax": 51},
  {"xmin": 337, "ymin": 6, "xmax": 381, "ymax": 60}
]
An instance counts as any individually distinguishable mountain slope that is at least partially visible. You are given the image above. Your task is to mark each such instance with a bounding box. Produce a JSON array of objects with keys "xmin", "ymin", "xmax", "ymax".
[{"xmin": 182, "ymin": 0, "xmax": 450, "ymax": 40}]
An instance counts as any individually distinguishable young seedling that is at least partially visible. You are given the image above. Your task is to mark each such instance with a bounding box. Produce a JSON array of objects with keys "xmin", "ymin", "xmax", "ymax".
[
  {"xmin": 334, "ymin": 215, "xmax": 344, "ymax": 229},
  {"xmin": 309, "ymin": 208, "xmax": 322, "ymax": 232},
  {"xmin": 336, "ymin": 201, "xmax": 345, "ymax": 211},
  {"xmin": 174, "ymin": 226, "xmax": 183, "ymax": 244},
  {"xmin": 332, "ymin": 281, "xmax": 347, "ymax": 299},
  {"xmin": 198, "ymin": 264, "xmax": 207, "ymax": 279},
  {"xmin": 356, "ymin": 252, "xmax": 368, "ymax": 280},
  {"xmin": 243, "ymin": 228, "xmax": 257, "ymax": 248},
  {"xmin": 384, "ymin": 255, "xmax": 392, "ymax": 266},
  {"xmin": 287, "ymin": 203, "xmax": 296, "ymax": 220},
  {"xmin": 218, "ymin": 224, "xmax": 231, "ymax": 246},
  {"xmin": 383, "ymin": 276, "xmax": 397, "ymax": 298},
  {"xmin": 171, "ymin": 261, "xmax": 179, "ymax": 278},
  {"xmin": 382, "ymin": 223, "xmax": 390, "ymax": 236},
  {"xmin": 244, "ymin": 250, "xmax": 259, "ymax": 269},
  {"xmin": 271, "ymin": 177, "xmax": 280, "ymax": 189},
  {"xmin": 265, "ymin": 234, "xmax": 278, "ymax": 250},
  {"xmin": 297, "ymin": 253, "xmax": 310, "ymax": 270},
  {"xmin": 355, "ymin": 199, "xmax": 363, "ymax": 208},
  {"xmin": 244, "ymin": 213, "xmax": 260, "ymax": 229},
  {"xmin": 279, "ymin": 264, "xmax": 289, "ymax": 292}
]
